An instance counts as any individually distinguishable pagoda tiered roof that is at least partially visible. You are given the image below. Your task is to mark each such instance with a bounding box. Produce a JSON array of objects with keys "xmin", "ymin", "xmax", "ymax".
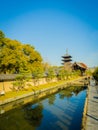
[
  {"xmin": 61, "ymin": 49, "xmax": 72, "ymax": 63},
  {"xmin": 62, "ymin": 55, "xmax": 72, "ymax": 58},
  {"xmin": 62, "ymin": 59, "xmax": 72, "ymax": 62}
]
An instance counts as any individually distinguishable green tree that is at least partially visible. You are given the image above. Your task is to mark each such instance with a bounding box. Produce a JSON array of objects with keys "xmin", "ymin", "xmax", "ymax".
[
  {"xmin": 93, "ymin": 67, "xmax": 98, "ymax": 82},
  {"xmin": 57, "ymin": 67, "xmax": 66, "ymax": 80},
  {"xmin": 46, "ymin": 67, "xmax": 55, "ymax": 82},
  {"xmin": 85, "ymin": 69, "xmax": 92, "ymax": 76},
  {"xmin": 0, "ymin": 36, "xmax": 43, "ymax": 74},
  {"xmin": 72, "ymin": 70, "xmax": 81, "ymax": 78},
  {"xmin": 32, "ymin": 63, "xmax": 44, "ymax": 86},
  {"xmin": 0, "ymin": 30, "xmax": 5, "ymax": 39},
  {"xmin": 12, "ymin": 70, "xmax": 31, "ymax": 91}
]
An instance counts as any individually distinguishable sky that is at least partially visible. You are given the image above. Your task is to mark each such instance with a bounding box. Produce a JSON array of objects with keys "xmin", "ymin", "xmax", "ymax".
[{"xmin": 0, "ymin": 0, "xmax": 98, "ymax": 67}]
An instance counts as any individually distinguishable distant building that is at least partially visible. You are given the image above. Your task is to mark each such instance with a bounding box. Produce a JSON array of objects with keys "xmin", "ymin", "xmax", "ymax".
[
  {"xmin": 61, "ymin": 49, "xmax": 72, "ymax": 71},
  {"xmin": 72, "ymin": 62, "xmax": 87, "ymax": 75},
  {"xmin": 61, "ymin": 49, "xmax": 87, "ymax": 75}
]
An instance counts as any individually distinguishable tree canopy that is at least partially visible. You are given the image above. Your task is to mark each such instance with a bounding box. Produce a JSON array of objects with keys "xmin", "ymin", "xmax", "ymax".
[
  {"xmin": 0, "ymin": 31, "xmax": 43, "ymax": 74},
  {"xmin": 0, "ymin": 30, "xmax": 5, "ymax": 39}
]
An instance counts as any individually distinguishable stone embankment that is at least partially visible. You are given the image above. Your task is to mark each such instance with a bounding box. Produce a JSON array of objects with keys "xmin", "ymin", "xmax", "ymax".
[
  {"xmin": 0, "ymin": 76, "xmax": 88, "ymax": 114},
  {"xmin": 82, "ymin": 84, "xmax": 98, "ymax": 130}
]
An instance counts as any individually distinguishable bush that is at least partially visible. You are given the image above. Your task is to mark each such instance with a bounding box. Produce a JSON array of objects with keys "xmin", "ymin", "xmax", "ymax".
[{"xmin": 93, "ymin": 67, "xmax": 98, "ymax": 81}]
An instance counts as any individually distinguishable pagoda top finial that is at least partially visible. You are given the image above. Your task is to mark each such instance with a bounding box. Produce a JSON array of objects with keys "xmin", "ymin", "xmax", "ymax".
[{"xmin": 66, "ymin": 48, "xmax": 68, "ymax": 55}]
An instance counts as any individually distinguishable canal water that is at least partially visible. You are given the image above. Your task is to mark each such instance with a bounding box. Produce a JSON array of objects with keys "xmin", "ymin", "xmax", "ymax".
[{"xmin": 0, "ymin": 86, "xmax": 87, "ymax": 130}]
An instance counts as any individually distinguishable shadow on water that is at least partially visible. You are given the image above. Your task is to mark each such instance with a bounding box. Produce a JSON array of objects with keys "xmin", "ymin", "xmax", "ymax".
[{"xmin": 0, "ymin": 85, "xmax": 87, "ymax": 130}]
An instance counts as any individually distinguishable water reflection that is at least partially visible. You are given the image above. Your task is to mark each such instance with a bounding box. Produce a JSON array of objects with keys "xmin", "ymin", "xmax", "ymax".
[
  {"xmin": 0, "ymin": 85, "xmax": 87, "ymax": 130},
  {"xmin": 59, "ymin": 85, "xmax": 87, "ymax": 99},
  {"xmin": 23, "ymin": 103, "xmax": 43, "ymax": 127},
  {"xmin": 0, "ymin": 103, "xmax": 43, "ymax": 130},
  {"xmin": 48, "ymin": 95, "xmax": 56, "ymax": 105}
]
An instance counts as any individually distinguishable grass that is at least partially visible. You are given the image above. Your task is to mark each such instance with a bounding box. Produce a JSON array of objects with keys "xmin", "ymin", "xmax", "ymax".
[
  {"xmin": 0, "ymin": 80, "xmax": 66, "ymax": 101},
  {"xmin": 0, "ymin": 76, "xmax": 84, "ymax": 101}
]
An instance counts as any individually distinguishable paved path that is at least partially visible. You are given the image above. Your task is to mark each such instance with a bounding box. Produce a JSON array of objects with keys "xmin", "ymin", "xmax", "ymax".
[{"xmin": 85, "ymin": 85, "xmax": 98, "ymax": 130}]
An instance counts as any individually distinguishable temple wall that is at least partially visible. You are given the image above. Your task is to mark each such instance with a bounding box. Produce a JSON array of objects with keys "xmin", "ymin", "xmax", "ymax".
[{"xmin": 0, "ymin": 78, "xmax": 58, "ymax": 93}]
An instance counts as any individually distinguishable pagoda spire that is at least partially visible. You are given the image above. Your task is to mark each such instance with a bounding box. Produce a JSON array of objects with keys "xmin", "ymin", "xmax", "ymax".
[{"xmin": 66, "ymin": 48, "xmax": 68, "ymax": 55}]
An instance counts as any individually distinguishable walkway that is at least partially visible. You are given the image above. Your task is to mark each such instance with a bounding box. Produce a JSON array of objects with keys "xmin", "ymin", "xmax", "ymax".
[{"xmin": 85, "ymin": 84, "xmax": 98, "ymax": 130}]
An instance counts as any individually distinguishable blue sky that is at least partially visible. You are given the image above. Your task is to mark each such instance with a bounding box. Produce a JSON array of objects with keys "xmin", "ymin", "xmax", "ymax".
[{"xmin": 0, "ymin": 0, "xmax": 98, "ymax": 67}]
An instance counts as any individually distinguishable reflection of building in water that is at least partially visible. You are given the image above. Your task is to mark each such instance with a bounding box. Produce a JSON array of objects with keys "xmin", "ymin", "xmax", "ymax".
[{"xmin": 61, "ymin": 49, "xmax": 72, "ymax": 71}]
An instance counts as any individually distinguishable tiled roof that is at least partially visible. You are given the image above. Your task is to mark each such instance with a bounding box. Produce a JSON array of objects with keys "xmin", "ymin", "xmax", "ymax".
[{"xmin": 76, "ymin": 62, "xmax": 87, "ymax": 69}]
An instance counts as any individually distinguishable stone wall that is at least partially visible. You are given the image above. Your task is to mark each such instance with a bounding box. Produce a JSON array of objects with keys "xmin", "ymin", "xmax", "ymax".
[{"xmin": 0, "ymin": 78, "xmax": 58, "ymax": 92}]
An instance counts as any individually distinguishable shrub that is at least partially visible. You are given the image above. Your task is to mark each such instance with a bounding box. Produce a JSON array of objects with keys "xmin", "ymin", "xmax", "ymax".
[{"xmin": 93, "ymin": 67, "xmax": 98, "ymax": 81}]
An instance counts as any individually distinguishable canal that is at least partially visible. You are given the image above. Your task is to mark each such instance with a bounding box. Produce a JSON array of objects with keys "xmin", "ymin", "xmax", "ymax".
[{"xmin": 0, "ymin": 85, "xmax": 87, "ymax": 130}]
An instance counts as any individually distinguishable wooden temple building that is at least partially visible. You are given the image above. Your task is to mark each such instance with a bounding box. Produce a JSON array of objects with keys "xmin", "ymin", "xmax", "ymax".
[
  {"xmin": 61, "ymin": 49, "xmax": 87, "ymax": 75},
  {"xmin": 72, "ymin": 62, "xmax": 87, "ymax": 75}
]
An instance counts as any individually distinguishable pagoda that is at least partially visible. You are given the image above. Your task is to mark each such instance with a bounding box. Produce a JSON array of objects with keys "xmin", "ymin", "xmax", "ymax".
[{"xmin": 61, "ymin": 49, "xmax": 72, "ymax": 71}]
